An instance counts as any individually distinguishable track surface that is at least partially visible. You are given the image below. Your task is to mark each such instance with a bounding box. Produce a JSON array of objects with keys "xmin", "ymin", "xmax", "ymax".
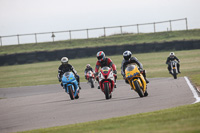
[{"xmin": 0, "ymin": 77, "xmax": 196, "ymax": 133}]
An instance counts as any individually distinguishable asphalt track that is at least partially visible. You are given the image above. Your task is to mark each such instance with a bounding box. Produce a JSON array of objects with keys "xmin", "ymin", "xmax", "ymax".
[{"xmin": 0, "ymin": 77, "xmax": 198, "ymax": 133}]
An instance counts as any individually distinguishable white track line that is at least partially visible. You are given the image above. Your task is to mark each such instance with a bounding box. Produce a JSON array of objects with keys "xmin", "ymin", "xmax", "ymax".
[{"xmin": 184, "ymin": 76, "xmax": 200, "ymax": 104}]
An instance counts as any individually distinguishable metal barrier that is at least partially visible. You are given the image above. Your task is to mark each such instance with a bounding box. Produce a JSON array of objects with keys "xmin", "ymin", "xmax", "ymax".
[{"xmin": 0, "ymin": 18, "xmax": 188, "ymax": 46}]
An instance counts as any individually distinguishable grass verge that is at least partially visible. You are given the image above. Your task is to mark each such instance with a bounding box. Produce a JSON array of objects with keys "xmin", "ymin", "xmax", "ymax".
[
  {"xmin": 0, "ymin": 49, "xmax": 200, "ymax": 88},
  {"xmin": 17, "ymin": 102, "xmax": 200, "ymax": 133}
]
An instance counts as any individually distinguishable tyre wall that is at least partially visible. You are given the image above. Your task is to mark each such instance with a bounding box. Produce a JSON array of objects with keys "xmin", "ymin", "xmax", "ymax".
[{"xmin": 0, "ymin": 40, "xmax": 199, "ymax": 66}]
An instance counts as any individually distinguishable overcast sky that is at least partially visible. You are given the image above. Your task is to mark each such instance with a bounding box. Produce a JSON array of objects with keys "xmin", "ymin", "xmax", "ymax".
[{"xmin": 0, "ymin": 0, "xmax": 200, "ymax": 43}]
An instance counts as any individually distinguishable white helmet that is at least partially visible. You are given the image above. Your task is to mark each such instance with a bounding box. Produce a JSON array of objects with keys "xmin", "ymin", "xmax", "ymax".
[
  {"xmin": 123, "ymin": 50, "xmax": 132, "ymax": 60},
  {"xmin": 170, "ymin": 52, "xmax": 175, "ymax": 57},
  {"xmin": 61, "ymin": 57, "xmax": 68, "ymax": 65}
]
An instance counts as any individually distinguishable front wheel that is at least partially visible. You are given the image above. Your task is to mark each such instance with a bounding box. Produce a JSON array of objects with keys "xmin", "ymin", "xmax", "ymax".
[
  {"xmin": 89, "ymin": 77, "xmax": 94, "ymax": 88},
  {"xmin": 68, "ymin": 86, "xmax": 75, "ymax": 100},
  {"xmin": 173, "ymin": 69, "xmax": 177, "ymax": 79},
  {"xmin": 104, "ymin": 82, "xmax": 110, "ymax": 99},
  {"xmin": 133, "ymin": 80, "xmax": 144, "ymax": 97}
]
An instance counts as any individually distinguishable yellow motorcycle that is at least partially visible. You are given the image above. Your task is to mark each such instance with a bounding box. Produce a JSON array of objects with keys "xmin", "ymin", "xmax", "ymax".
[{"xmin": 125, "ymin": 65, "xmax": 148, "ymax": 97}]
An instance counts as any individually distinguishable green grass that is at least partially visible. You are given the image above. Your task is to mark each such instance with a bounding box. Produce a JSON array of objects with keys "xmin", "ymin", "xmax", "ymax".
[
  {"xmin": 0, "ymin": 49, "xmax": 200, "ymax": 88},
  {"xmin": 17, "ymin": 102, "xmax": 200, "ymax": 133},
  {"xmin": 1, "ymin": 29, "xmax": 200, "ymax": 55}
]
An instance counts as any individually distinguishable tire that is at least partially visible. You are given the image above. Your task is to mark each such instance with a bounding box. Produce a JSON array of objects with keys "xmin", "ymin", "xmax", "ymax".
[
  {"xmin": 90, "ymin": 78, "xmax": 94, "ymax": 88},
  {"xmin": 133, "ymin": 80, "xmax": 144, "ymax": 97},
  {"xmin": 104, "ymin": 82, "xmax": 110, "ymax": 99},
  {"xmin": 173, "ymin": 69, "xmax": 177, "ymax": 79},
  {"xmin": 68, "ymin": 85, "xmax": 75, "ymax": 100}
]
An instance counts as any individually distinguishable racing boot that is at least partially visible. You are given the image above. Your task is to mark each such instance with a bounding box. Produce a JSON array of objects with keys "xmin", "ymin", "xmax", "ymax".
[
  {"xmin": 144, "ymin": 86, "xmax": 148, "ymax": 96},
  {"xmin": 145, "ymin": 78, "xmax": 149, "ymax": 84}
]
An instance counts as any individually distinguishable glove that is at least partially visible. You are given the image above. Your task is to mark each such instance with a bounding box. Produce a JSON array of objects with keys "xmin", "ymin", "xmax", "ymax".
[
  {"xmin": 95, "ymin": 72, "xmax": 99, "ymax": 77},
  {"xmin": 58, "ymin": 78, "xmax": 61, "ymax": 82},
  {"xmin": 139, "ymin": 68, "xmax": 144, "ymax": 73}
]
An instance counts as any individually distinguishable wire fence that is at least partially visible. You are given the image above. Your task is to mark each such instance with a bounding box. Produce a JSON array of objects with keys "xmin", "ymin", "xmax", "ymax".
[{"xmin": 0, "ymin": 18, "xmax": 188, "ymax": 46}]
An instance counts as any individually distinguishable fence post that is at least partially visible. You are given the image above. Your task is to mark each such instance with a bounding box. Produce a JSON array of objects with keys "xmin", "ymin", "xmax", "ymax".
[
  {"xmin": 104, "ymin": 27, "xmax": 106, "ymax": 37},
  {"xmin": 185, "ymin": 18, "xmax": 188, "ymax": 30},
  {"xmin": 169, "ymin": 20, "xmax": 172, "ymax": 31},
  {"xmin": 120, "ymin": 26, "xmax": 123, "ymax": 35},
  {"xmin": 17, "ymin": 35, "xmax": 20, "ymax": 45},
  {"xmin": 137, "ymin": 24, "xmax": 139, "ymax": 34},
  {"xmin": 87, "ymin": 29, "xmax": 89, "ymax": 39},
  {"xmin": 35, "ymin": 33, "xmax": 37, "ymax": 44},
  {"xmin": 51, "ymin": 32, "xmax": 55, "ymax": 42},
  {"xmin": 154, "ymin": 22, "xmax": 156, "ymax": 33},
  {"xmin": 69, "ymin": 31, "xmax": 72, "ymax": 40},
  {"xmin": 0, "ymin": 36, "xmax": 2, "ymax": 46}
]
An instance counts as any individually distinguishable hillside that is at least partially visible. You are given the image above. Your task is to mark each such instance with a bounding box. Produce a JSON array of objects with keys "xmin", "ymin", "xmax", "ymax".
[{"xmin": 0, "ymin": 29, "xmax": 200, "ymax": 55}]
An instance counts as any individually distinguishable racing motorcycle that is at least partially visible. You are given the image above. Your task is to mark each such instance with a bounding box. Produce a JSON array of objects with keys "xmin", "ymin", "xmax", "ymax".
[
  {"xmin": 62, "ymin": 72, "xmax": 80, "ymax": 100},
  {"xmin": 170, "ymin": 60, "xmax": 178, "ymax": 79},
  {"xmin": 125, "ymin": 65, "xmax": 148, "ymax": 97},
  {"xmin": 98, "ymin": 67, "xmax": 115, "ymax": 99},
  {"xmin": 86, "ymin": 70, "xmax": 95, "ymax": 88}
]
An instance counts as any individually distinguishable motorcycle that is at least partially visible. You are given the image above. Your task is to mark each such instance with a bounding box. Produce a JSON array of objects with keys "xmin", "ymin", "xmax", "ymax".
[
  {"xmin": 125, "ymin": 65, "xmax": 148, "ymax": 97},
  {"xmin": 98, "ymin": 67, "xmax": 115, "ymax": 99},
  {"xmin": 86, "ymin": 70, "xmax": 95, "ymax": 88},
  {"xmin": 62, "ymin": 72, "xmax": 80, "ymax": 100},
  {"xmin": 170, "ymin": 60, "xmax": 178, "ymax": 79}
]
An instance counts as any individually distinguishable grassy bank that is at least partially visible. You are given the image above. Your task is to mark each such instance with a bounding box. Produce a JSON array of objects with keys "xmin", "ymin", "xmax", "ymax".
[
  {"xmin": 1, "ymin": 29, "xmax": 200, "ymax": 55},
  {"xmin": 0, "ymin": 49, "xmax": 199, "ymax": 88},
  {"xmin": 18, "ymin": 102, "xmax": 200, "ymax": 133}
]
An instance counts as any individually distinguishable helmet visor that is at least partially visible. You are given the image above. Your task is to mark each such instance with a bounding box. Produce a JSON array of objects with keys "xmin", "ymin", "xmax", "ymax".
[
  {"xmin": 124, "ymin": 55, "xmax": 130, "ymax": 60},
  {"xmin": 97, "ymin": 55, "xmax": 103, "ymax": 60}
]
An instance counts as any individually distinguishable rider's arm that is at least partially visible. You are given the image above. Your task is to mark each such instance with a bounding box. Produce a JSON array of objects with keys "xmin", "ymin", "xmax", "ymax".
[
  {"xmin": 130, "ymin": 57, "xmax": 143, "ymax": 69},
  {"xmin": 121, "ymin": 60, "xmax": 126, "ymax": 78},
  {"xmin": 70, "ymin": 65, "xmax": 77, "ymax": 76},
  {"xmin": 95, "ymin": 61, "xmax": 100, "ymax": 73},
  {"xmin": 175, "ymin": 56, "xmax": 180, "ymax": 62},
  {"xmin": 107, "ymin": 58, "xmax": 116, "ymax": 71},
  {"xmin": 166, "ymin": 57, "xmax": 170, "ymax": 64},
  {"xmin": 58, "ymin": 65, "xmax": 62, "ymax": 81}
]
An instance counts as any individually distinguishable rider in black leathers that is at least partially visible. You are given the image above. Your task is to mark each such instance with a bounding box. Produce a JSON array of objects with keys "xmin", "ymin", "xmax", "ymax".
[
  {"xmin": 121, "ymin": 50, "xmax": 149, "ymax": 84},
  {"xmin": 166, "ymin": 52, "xmax": 181, "ymax": 74},
  {"xmin": 57, "ymin": 57, "xmax": 81, "ymax": 89}
]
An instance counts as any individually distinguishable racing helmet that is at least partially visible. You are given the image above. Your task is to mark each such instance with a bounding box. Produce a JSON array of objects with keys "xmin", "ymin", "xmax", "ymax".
[
  {"xmin": 170, "ymin": 52, "xmax": 175, "ymax": 58},
  {"xmin": 61, "ymin": 57, "xmax": 68, "ymax": 65},
  {"xmin": 97, "ymin": 51, "xmax": 105, "ymax": 61},
  {"xmin": 123, "ymin": 50, "xmax": 132, "ymax": 60},
  {"xmin": 86, "ymin": 64, "xmax": 90, "ymax": 68}
]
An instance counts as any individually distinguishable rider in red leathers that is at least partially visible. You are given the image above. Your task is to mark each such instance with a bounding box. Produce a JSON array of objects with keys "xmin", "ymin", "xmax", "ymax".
[{"xmin": 95, "ymin": 51, "xmax": 117, "ymax": 89}]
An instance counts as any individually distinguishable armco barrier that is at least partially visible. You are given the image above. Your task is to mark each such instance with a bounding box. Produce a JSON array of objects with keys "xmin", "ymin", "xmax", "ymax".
[{"xmin": 0, "ymin": 40, "xmax": 199, "ymax": 66}]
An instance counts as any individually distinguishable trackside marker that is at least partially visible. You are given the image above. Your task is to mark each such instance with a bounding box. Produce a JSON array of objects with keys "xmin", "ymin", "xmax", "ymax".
[{"xmin": 184, "ymin": 76, "xmax": 200, "ymax": 104}]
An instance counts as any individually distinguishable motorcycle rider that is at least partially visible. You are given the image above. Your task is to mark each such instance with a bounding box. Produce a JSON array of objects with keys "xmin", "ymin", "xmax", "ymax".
[
  {"xmin": 166, "ymin": 52, "xmax": 181, "ymax": 74},
  {"xmin": 121, "ymin": 50, "xmax": 149, "ymax": 84},
  {"xmin": 84, "ymin": 64, "xmax": 94, "ymax": 80},
  {"xmin": 95, "ymin": 51, "xmax": 117, "ymax": 89},
  {"xmin": 57, "ymin": 57, "xmax": 81, "ymax": 89}
]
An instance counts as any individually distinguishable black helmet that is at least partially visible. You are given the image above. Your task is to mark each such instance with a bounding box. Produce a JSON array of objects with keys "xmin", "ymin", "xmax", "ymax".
[{"xmin": 123, "ymin": 50, "xmax": 132, "ymax": 60}]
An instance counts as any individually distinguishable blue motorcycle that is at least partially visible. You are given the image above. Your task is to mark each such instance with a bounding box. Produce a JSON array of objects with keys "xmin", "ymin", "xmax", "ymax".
[{"xmin": 62, "ymin": 72, "xmax": 80, "ymax": 100}]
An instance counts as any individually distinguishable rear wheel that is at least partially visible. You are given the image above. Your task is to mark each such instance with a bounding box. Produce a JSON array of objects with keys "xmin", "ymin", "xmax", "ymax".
[
  {"xmin": 134, "ymin": 80, "xmax": 144, "ymax": 97},
  {"xmin": 173, "ymin": 69, "xmax": 177, "ymax": 79},
  {"xmin": 104, "ymin": 82, "xmax": 110, "ymax": 99},
  {"xmin": 68, "ymin": 86, "xmax": 75, "ymax": 100}
]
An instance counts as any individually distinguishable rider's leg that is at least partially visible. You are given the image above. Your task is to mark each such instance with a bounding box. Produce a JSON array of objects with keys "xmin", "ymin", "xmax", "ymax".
[
  {"xmin": 142, "ymin": 70, "xmax": 149, "ymax": 83},
  {"xmin": 177, "ymin": 63, "xmax": 181, "ymax": 73}
]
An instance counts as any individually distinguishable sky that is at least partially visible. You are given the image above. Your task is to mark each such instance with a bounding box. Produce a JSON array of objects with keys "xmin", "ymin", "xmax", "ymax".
[{"xmin": 0, "ymin": 0, "xmax": 200, "ymax": 45}]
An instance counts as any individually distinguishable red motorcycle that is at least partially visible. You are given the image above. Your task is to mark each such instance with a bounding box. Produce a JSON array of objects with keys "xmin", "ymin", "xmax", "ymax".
[
  {"xmin": 98, "ymin": 67, "xmax": 115, "ymax": 99},
  {"xmin": 86, "ymin": 70, "xmax": 95, "ymax": 88}
]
